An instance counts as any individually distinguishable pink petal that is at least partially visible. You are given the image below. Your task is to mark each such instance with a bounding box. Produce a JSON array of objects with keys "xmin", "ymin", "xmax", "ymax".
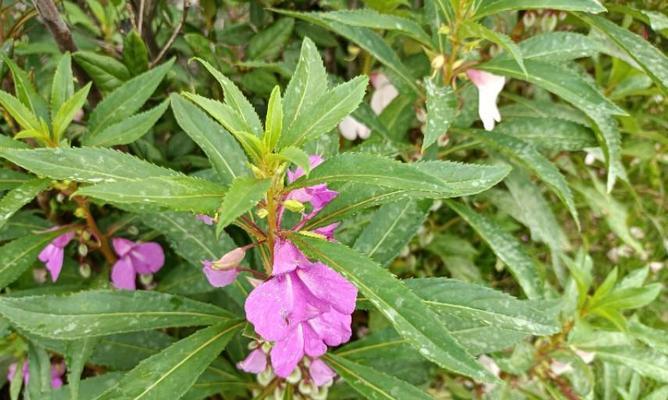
[
  {"xmin": 202, "ymin": 262, "xmax": 239, "ymax": 287},
  {"xmin": 308, "ymin": 309, "xmax": 352, "ymax": 347},
  {"xmin": 244, "ymin": 276, "xmax": 293, "ymax": 341},
  {"xmin": 237, "ymin": 349, "xmax": 267, "ymax": 374},
  {"xmin": 313, "ymin": 223, "xmax": 340, "ymax": 241},
  {"xmin": 51, "ymin": 232, "xmax": 75, "ymax": 248},
  {"xmin": 273, "ymin": 238, "xmax": 309, "ymax": 275},
  {"xmin": 297, "ymin": 262, "xmax": 357, "ymax": 315},
  {"xmin": 112, "ymin": 237, "xmax": 136, "ymax": 258},
  {"xmin": 215, "ymin": 247, "xmax": 246, "ymax": 269},
  {"xmin": 44, "ymin": 247, "xmax": 65, "ymax": 282},
  {"xmin": 129, "ymin": 242, "xmax": 165, "ymax": 274},
  {"xmin": 288, "ymin": 155, "xmax": 325, "ymax": 183},
  {"xmin": 309, "ymin": 359, "xmax": 336, "ymax": 387},
  {"xmin": 466, "ymin": 69, "xmax": 505, "ymax": 131},
  {"xmin": 270, "ymin": 325, "xmax": 305, "ymax": 378},
  {"xmin": 111, "ymin": 257, "xmax": 136, "ymax": 290},
  {"xmin": 196, "ymin": 214, "xmax": 215, "ymax": 225},
  {"xmin": 302, "ymin": 323, "xmax": 327, "ymax": 358}
]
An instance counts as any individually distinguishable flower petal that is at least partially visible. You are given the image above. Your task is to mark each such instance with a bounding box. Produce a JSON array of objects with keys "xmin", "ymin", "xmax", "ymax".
[
  {"xmin": 237, "ymin": 349, "xmax": 267, "ymax": 374},
  {"xmin": 309, "ymin": 359, "xmax": 336, "ymax": 387},
  {"xmin": 202, "ymin": 262, "xmax": 239, "ymax": 287},
  {"xmin": 130, "ymin": 242, "xmax": 165, "ymax": 274},
  {"xmin": 297, "ymin": 262, "xmax": 357, "ymax": 315},
  {"xmin": 111, "ymin": 257, "xmax": 136, "ymax": 290},
  {"xmin": 273, "ymin": 238, "xmax": 309, "ymax": 275},
  {"xmin": 270, "ymin": 325, "xmax": 305, "ymax": 378},
  {"xmin": 112, "ymin": 237, "xmax": 136, "ymax": 258}
]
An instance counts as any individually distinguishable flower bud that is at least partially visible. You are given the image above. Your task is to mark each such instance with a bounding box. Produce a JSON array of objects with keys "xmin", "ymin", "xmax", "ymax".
[
  {"xmin": 213, "ymin": 247, "xmax": 246, "ymax": 270},
  {"xmin": 79, "ymin": 263, "xmax": 91, "ymax": 278},
  {"xmin": 298, "ymin": 380, "xmax": 312, "ymax": 395},
  {"xmin": 78, "ymin": 243, "xmax": 88, "ymax": 257},
  {"xmin": 522, "ymin": 12, "xmax": 536, "ymax": 27},
  {"xmin": 257, "ymin": 368, "xmax": 275, "ymax": 386},
  {"xmin": 283, "ymin": 199, "xmax": 305, "ymax": 213},
  {"xmin": 127, "ymin": 225, "xmax": 139, "ymax": 236},
  {"xmin": 431, "ymin": 54, "xmax": 445, "ymax": 70},
  {"xmin": 347, "ymin": 44, "xmax": 360, "ymax": 57},
  {"xmin": 74, "ymin": 207, "xmax": 87, "ymax": 219},
  {"xmin": 139, "ymin": 274, "xmax": 153, "ymax": 285},
  {"xmin": 80, "ymin": 230, "xmax": 92, "ymax": 241},
  {"xmin": 286, "ymin": 367, "xmax": 302, "ymax": 384},
  {"xmin": 56, "ymin": 193, "xmax": 65, "ymax": 203},
  {"xmin": 256, "ymin": 208, "xmax": 269, "ymax": 218}
]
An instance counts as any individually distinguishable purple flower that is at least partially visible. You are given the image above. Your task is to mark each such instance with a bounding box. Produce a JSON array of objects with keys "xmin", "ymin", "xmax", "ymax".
[
  {"xmin": 287, "ymin": 155, "xmax": 324, "ymax": 184},
  {"xmin": 245, "ymin": 240, "xmax": 356, "ymax": 377},
  {"xmin": 287, "ymin": 184, "xmax": 338, "ymax": 216},
  {"xmin": 237, "ymin": 348, "xmax": 267, "ymax": 374},
  {"xmin": 312, "ymin": 223, "xmax": 340, "ymax": 241},
  {"xmin": 196, "ymin": 214, "xmax": 215, "ymax": 225},
  {"xmin": 111, "ymin": 238, "xmax": 165, "ymax": 290},
  {"xmin": 38, "ymin": 231, "xmax": 75, "ymax": 282},
  {"xmin": 8, "ymin": 360, "xmax": 65, "ymax": 389},
  {"xmin": 202, "ymin": 247, "xmax": 245, "ymax": 287},
  {"xmin": 309, "ymin": 359, "xmax": 336, "ymax": 386}
]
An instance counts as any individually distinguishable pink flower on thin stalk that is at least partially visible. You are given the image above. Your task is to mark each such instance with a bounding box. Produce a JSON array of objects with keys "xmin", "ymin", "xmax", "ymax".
[
  {"xmin": 201, "ymin": 247, "xmax": 245, "ymax": 287},
  {"xmin": 111, "ymin": 238, "xmax": 165, "ymax": 290},
  {"xmin": 466, "ymin": 69, "xmax": 506, "ymax": 131},
  {"xmin": 38, "ymin": 231, "xmax": 75, "ymax": 282}
]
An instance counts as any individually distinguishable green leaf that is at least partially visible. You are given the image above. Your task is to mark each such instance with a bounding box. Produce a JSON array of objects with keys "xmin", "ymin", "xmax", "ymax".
[
  {"xmin": 94, "ymin": 321, "xmax": 243, "ymax": 400},
  {"xmin": 0, "ymin": 178, "xmax": 50, "ymax": 230},
  {"xmin": 123, "ymin": 30, "xmax": 149, "ymax": 76},
  {"xmin": 171, "ymin": 94, "xmax": 249, "ymax": 185},
  {"xmin": 53, "ymin": 373, "xmax": 123, "ymax": 400},
  {"xmin": 0, "ymin": 147, "xmax": 179, "ymax": 183},
  {"xmin": 263, "ymin": 86, "xmax": 283, "ymax": 150},
  {"xmin": 0, "ymin": 54, "xmax": 50, "ymax": 122},
  {"xmin": 280, "ymin": 75, "xmax": 368, "ymax": 147},
  {"xmin": 312, "ymin": 9, "xmax": 432, "ymax": 46},
  {"xmin": 480, "ymin": 58, "xmax": 625, "ymax": 190},
  {"xmin": 305, "ymin": 161, "xmax": 511, "ymax": 228},
  {"xmin": 282, "ymin": 38, "xmax": 328, "ymax": 138},
  {"xmin": 0, "ymin": 134, "xmax": 29, "ymax": 149},
  {"xmin": 195, "ymin": 58, "xmax": 263, "ymax": 135},
  {"xmin": 0, "ymin": 169, "xmax": 31, "ymax": 190},
  {"xmin": 461, "ymin": 21, "xmax": 526, "ymax": 76},
  {"xmin": 0, "ymin": 89, "xmax": 42, "ymax": 131},
  {"xmin": 27, "ymin": 341, "xmax": 53, "ymax": 399},
  {"xmin": 0, "ymin": 290, "xmax": 234, "ymax": 339},
  {"xmin": 52, "ymin": 82, "xmax": 91, "ymax": 140},
  {"xmin": 593, "ymin": 347, "xmax": 668, "ymax": 383},
  {"xmin": 519, "ymin": 32, "xmax": 599, "ymax": 61},
  {"xmin": 444, "ymin": 200, "xmax": 544, "ymax": 299},
  {"xmin": 422, "ymin": 79, "xmax": 455, "ymax": 151},
  {"xmin": 89, "ymin": 331, "xmax": 176, "ymax": 370},
  {"xmin": 181, "ymin": 93, "xmax": 250, "ymax": 137},
  {"xmin": 495, "ymin": 117, "xmax": 597, "ymax": 151},
  {"xmin": 406, "ymin": 278, "xmax": 560, "ymax": 335},
  {"xmin": 323, "ymin": 353, "xmax": 432, "ymax": 400},
  {"xmin": 472, "ymin": 130, "xmax": 579, "ymax": 228},
  {"xmin": 73, "ymin": 51, "xmax": 131, "ymax": 93},
  {"xmin": 66, "ymin": 338, "xmax": 99, "ymax": 400},
  {"xmin": 579, "ymin": 15, "xmax": 668, "ymax": 93},
  {"xmin": 248, "ymin": 18, "xmax": 294, "ymax": 60},
  {"xmin": 276, "ymin": 10, "xmax": 420, "ymax": 95},
  {"xmin": 51, "ymin": 52, "xmax": 75, "ymax": 113},
  {"xmin": 0, "ymin": 230, "xmax": 62, "ymax": 289},
  {"xmin": 277, "ymin": 146, "xmax": 311, "ymax": 173},
  {"xmin": 87, "ymin": 59, "xmax": 174, "ymax": 137},
  {"xmin": 353, "ymin": 199, "xmax": 430, "ymax": 266},
  {"xmin": 291, "ymin": 235, "xmax": 495, "ymax": 383},
  {"xmin": 83, "ymin": 99, "xmax": 169, "ymax": 146},
  {"xmin": 475, "ymin": 0, "xmax": 606, "ymax": 18},
  {"xmin": 215, "ymin": 177, "xmax": 270, "ymax": 235},
  {"xmin": 77, "ymin": 176, "xmax": 227, "ymax": 213}
]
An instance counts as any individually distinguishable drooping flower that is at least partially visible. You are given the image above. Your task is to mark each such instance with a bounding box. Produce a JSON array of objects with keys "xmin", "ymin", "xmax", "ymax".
[
  {"xmin": 202, "ymin": 247, "xmax": 245, "ymax": 287},
  {"xmin": 312, "ymin": 222, "xmax": 340, "ymax": 241},
  {"xmin": 285, "ymin": 155, "xmax": 338, "ymax": 219},
  {"xmin": 309, "ymin": 359, "xmax": 336, "ymax": 387},
  {"xmin": 8, "ymin": 360, "xmax": 65, "ymax": 389},
  {"xmin": 237, "ymin": 348, "xmax": 268, "ymax": 374},
  {"xmin": 466, "ymin": 69, "xmax": 506, "ymax": 131},
  {"xmin": 38, "ymin": 231, "xmax": 75, "ymax": 282},
  {"xmin": 111, "ymin": 238, "xmax": 165, "ymax": 290},
  {"xmin": 370, "ymin": 72, "xmax": 399, "ymax": 114},
  {"xmin": 338, "ymin": 116, "xmax": 371, "ymax": 141}
]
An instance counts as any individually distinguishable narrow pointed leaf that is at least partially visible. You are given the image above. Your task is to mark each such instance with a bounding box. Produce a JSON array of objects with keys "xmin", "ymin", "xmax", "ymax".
[
  {"xmin": 52, "ymin": 82, "xmax": 91, "ymax": 140},
  {"xmin": 0, "ymin": 178, "xmax": 49, "ymax": 230},
  {"xmin": 84, "ymin": 99, "xmax": 169, "ymax": 146},
  {"xmin": 0, "ymin": 230, "xmax": 63, "ymax": 289},
  {"xmin": 422, "ymin": 79, "xmax": 456, "ymax": 151},
  {"xmin": 66, "ymin": 338, "xmax": 99, "ymax": 400},
  {"xmin": 475, "ymin": 0, "xmax": 606, "ymax": 18},
  {"xmin": 51, "ymin": 53, "xmax": 74, "ymax": 113},
  {"xmin": 0, "ymin": 90, "xmax": 41, "ymax": 131},
  {"xmin": 215, "ymin": 177, "xmax": 270, "ymax": 235}
]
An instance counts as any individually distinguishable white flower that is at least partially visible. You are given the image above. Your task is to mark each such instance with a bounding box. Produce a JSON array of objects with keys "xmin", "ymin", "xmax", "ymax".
[
  {"xmin": 649, "ymin": 261, "xmax": 664, "ymax": 273},
  {"xmin": 338, "ymin": 116, "xmax": 371, "ymax": 140},
  {"xmin": 370, "ymin": 73, "xmax": 399, "ymax": 114},
  {"xmin": 466, "ymin": 69, "xmax": 506, "ymax": 131},
  {"xmin": 575, "ymin": 349, "xmax": 596, "ymax": 364},
  {"xmin": 550, "ymin": 360, "xmax": 574, "ymax": 376}
]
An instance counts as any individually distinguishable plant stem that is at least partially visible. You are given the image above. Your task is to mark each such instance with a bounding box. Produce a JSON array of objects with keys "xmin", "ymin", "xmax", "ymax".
[{"xmin": 74, "ymin": 197, "xmax": 116, "ymax": 265}]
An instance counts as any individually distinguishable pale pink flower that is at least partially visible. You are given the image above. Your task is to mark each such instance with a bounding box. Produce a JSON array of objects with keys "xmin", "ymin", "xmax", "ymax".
[
  {"xmin": 338, "ymin": 116, "xmax": 371, "ymax": 141},
  {"xmin": 237, "ymin": 348, "xmax": 267, "ymax": 374},
  {"xmin": 309, "ymin": 359, "xmax": 336, "ymax": 386},
  {"xmin": 370, "ymin": 73, "xmax": 399, "ymax": 114},
  {"xmin": 196, "ymin": 214, "xmax": 215, "ymax": 225},
  {"xmin": 38, "ymin": 231, "xmax": 75, "ymax": 282},
  {"xmin": 202, "ymin": 247, "xmax": 245, "ymax": 287},
  {"xmin": 111, "ymin": 238, "xmax": 165, "ymax": 290},
  {"xmin": 466, "ymin": 69, "xmax": 506, "ymax": 131}
]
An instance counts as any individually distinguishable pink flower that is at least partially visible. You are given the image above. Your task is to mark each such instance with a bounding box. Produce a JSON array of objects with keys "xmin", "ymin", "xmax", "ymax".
[
  {"xmin": 309, "ymin": 359, "xmax": 336, "ymax": 386},
  {"xmin": 196, "ymin": 214, "xmax": 215, "ymax": 225},
  {"xmin": 285, "ymin": 155, "xmax": 338, "ymax": 219},
  {"xmin": 466, "ymin": 69, "xmax": 506, "ymax": 131},
  {"xmin": 287, "ymin": 155, "xmax": 324, "ymax": 183},
  {"xmin": 237, "ymin": 348, "xmax": 267, "ymax": 374},
  {"xmin": 338, "ymin": 116, "xmax": 371, "ymax": 141},
  {"xmin": 8, "ymin": 360, "xmax": 65, "ymax": 389},
  {"xmin": 202, "ymin": 247, "xmax": 245, "ymax": 287},
  {"xmin": 245, "ymin": 241, "xmax": 357, "ymax": 377},
  {"xmin": 312, "ymin": 222, "xmax": 340, "ymax": 241},
  {"xmin": 111, "ymin": 238, "xmax": 165, "ymax": 290},
  {"xmin": 38, "ymin": 231, "xmax": 75, "ymax": 282},
  {"xmin": 370, "ymin": 72, "xmax": 399, "ymax": 114}
]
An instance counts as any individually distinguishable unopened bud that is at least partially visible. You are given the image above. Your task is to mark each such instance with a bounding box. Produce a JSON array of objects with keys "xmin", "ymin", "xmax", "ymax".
[
  {"xmin": 431, "ymin": 54, "xmax": 446, "ymax": 70},
  {"xmin": 81, "ymin": 230, "xmax": 92, "ymax": 241},
  {"xmin": 257, "ymin": 368, "xmax": 274, "ymax": 386},
  {"xmin": 283, "ymin": 199, "xmax": 305, "ymax": 213},
  {"xmin": 286, "ymin": 367, "xmax": 302, "ymax": 384},
  {"xmin": 127, "ymin": 225, "xmax": 139, "ymax": 236},
  {"xmin": 298, "ymin": 380, "xmax": 312, "ymax": 395},
  {"xmin": 78, "ymin": 243, "xmax": 88, "ymax": 256},
  {"xmin": 213, "ymin": 247, "xmax": 246, "ymax": 270},
  {"xmin": 256, "ymin": 208, "xmax": 269, "ymax": 218},
  {"xmin": 56, "ymin": 193, "xmax": 65, "ymax": 203},
  {"xmin": 79, "ymin": 263, "xmax": 91, "ymax": 278},
  {"xmin": 74, "ymin": 207, "xmax": 87, "ymax": 219},
  {"xmin": 522, "ymin": 12, "xmax": 536, "ymax": 27},
  {"xmin": 33, "ymin": 268, "xmax": 47, "ymax": 284},
  {"xmin": 347, "ymin": 44, "xmax": 360, "ymax": 57},
  {"xmin": 272, "ymin": 386, "xmax": 285, "ymax": 400},
  {"xmin": 139, "ymin": 274, "xmax": 153, "ymax": 285},
  {"xmin": 261, "ymin": 341, "xmax": 272, "ymax": 353}
]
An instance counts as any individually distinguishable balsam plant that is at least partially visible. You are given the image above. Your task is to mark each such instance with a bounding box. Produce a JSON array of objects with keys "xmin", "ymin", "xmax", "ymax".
[{"xmin": 0, "ymin": 0, "xmax": 665, "ymax": 399}]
